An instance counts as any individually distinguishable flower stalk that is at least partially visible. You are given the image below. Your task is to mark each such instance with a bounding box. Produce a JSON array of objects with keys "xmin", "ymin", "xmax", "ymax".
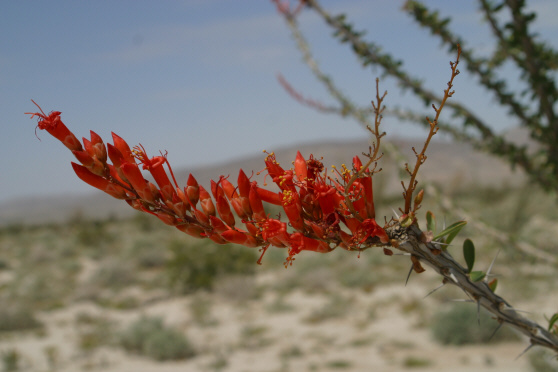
[{"xmin": 27, "ymin": 104, "xmax": 390, "ymax": 267}]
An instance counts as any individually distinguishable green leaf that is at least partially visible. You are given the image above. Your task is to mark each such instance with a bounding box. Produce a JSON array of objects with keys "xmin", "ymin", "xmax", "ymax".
[
  {"xmin": 433, "ymin": 220, "xmax": 467, "ymax": 245},
  {"xmin": 548, "ymin": 313, "xmax": 558, "ymax": 332},
  {"xmin": 426, "ymin": 211, "xmax": 436, "ymax": 233},
  {"xmin": 488, "ymin": 278, "xmax": 498, "ymax": 293},
  {"xmin": 470, "ymin": 271, "xmax": 485, "ymax": 282},
  {"xmin": 463, "ymin": 239, "xmax": 475, "ymax": 273}
]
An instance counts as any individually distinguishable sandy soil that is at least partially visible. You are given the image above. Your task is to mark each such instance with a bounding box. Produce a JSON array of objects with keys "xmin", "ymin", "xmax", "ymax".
[{"xmin": 1, "ymin": 276, "xmax": 541, "ymax": 372}]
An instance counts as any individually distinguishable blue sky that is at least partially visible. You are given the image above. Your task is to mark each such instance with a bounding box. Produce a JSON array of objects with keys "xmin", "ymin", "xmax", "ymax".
[{"xmin": 2, "ymin": 1, "xmax": 557, "ymax": 203}]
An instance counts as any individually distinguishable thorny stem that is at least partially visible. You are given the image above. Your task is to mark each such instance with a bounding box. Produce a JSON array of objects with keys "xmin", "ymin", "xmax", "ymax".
[
  {"xmin": 402, "ymin": 45, "xmax": 461, "ymax": 214},
  {"xmin": 389, "ymin": 223, "xmax": 558, "ymax": 354},
  {"xmin": 276, "ymin": 4, "xmax": 558, "ymax": 355}
]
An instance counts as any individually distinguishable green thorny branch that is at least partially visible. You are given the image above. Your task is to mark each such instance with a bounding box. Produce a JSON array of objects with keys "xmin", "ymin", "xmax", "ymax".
[
  {"xmin": 276, "ymin": 1, "xmax": 556, "ymax": 266},
  {"xmin": 274, "ymin": 0, "xmax": 558, "ymax": 355},
  {"xmin": 304, "ymin": 0, "xmax": 558, "ymax": 192}
]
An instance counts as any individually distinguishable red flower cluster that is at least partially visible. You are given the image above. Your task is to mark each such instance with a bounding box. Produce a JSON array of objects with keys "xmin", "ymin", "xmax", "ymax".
[{"xmin": 27, "ymin": 101, "xmax": 389, "ymax": 266}]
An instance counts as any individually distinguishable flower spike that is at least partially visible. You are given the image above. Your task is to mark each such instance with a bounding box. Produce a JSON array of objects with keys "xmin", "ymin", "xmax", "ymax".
[{"xmin": 30, "ymin": 102, "xmax": 390, "ymax": 266}]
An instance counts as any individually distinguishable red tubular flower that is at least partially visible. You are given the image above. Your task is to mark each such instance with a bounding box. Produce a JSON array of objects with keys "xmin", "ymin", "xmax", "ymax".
[
  {"xmin": 176, "ymin": 223, "xmax": 205, "ymax": 238},
  {"xmin": 111, "ymin": 132, "xmax": 136, "ymax": 164},
  {"xmin": 219, "ymin": 177, "xmax": 237, "ymax": 199},
  {"xmin": 256, "ymin": 187, "xmax": 282, "ymax": 206},
  {"xmin": 185, "ymin": 174, "xmax": 200, "ymax": 207},
  {"xmin": 211, "ymin": 179, "xmax": 236, "ymax": 227},
  {"xmin": 286, "ymin": 233, "xmax": 332, "ymax": 266},
  {"xmin": 106, "ymin": 143, "xmax": 130, "ymax": 184},
  {"xmin": 72, "ymin": 150, "xmax": 95, "ymax": 168},
  {"xmin": 120, "ymin": 162, "xmax": 155, "ymax": 203},
  {"xmin": 219, "ymin": 176, "xmax": 252, "ymax": 220},
  {"xmin": 221, "ymin": 230, "xmax": 259, "ymax": 247},
  {"xmin": 76, "ymin": 144, "xmax": 106, "ymax": 176},
  {"xmin": 351, "ymin": 155, "xmax": 375, "ymax": 219},
  {"xmin": 107, "ymin": 143, "xmax": 124, "ymax": 167},
  {"xmin": 306, "ymin": 154, "xmax": 324, "ymax": 186},
  {"xmin": 355, "ymin": 218, "xmax": 389, "ymax": 244},
  {"xmin": 352, "ymin": 155, "xmax": 363, "ymax": 170},
  {"xmin": 263, "ymin": 152, "xmax": 285, "ymax": 180},
  {"xmin": 307, "ymin": 221, "xmax": 326, "ymax": 239},
  {"xmin": 281, "ymin": 189, "xmax": 304, "ymax": 232},
  {"xmin": 26, "ymin": 101, "xmax": 83, "ymax": 152},
  {"xmin": 175, "ymin": 187, "xmax": 190, "ymax": 212},
  {"xmin": 134, "ymin": 145, "xmax": 176, "ymax": 202},
  {"xmin": 193, "ymin": 208, "xmax": 210, "ymax": 226},
  {"xmin": 249, "ymin": 183, "xmax": 267, "ymax": 221},
  {"xmin": 261, "ymin": 218, "xmax": 290, "ymax": 246},
  {"xmin": 348, "ymin": 181, "xmax": 367, "ymax": 219},
  {"xmin": 71, "ymin": 162, "xmax": 128, "ymax": 199},
  {"xmin": 237, "ymin": 170, "xmax": 251, "ymax": 198},
  {"xmin": 205, "ymin": 231, "xmax": 227, "ymax": 245},
  {"xmin": 155, "ymin": 212, "xmax": 177, "ymax": 226},
  {"xmin": 166, "ymin": 194, "xmax": 186, "ymax": 218},
  {"xmin": 198, "ymin": 185, "xmax": 216, "ymax": 217},
  {"xmin": 264, "ymin": 152, "xmax": 296, "ymax": 192},
  {"xmin": 84, "ymin": 131, "xmax": 107, "ymax": 163},
  {"xmin": 209, "ymin": 215, "xmax": 229, "ymax": 234},
  {"xmin": 294, "ymin": 151, "xmax": 307, "ymax": 183},
  {"xmin": 312, "ymin": 180, "xmax": 343, "ymax": 216},
  {"xmin": 107, "ymin": 164, "xmax": 127, "ymax": 185}
]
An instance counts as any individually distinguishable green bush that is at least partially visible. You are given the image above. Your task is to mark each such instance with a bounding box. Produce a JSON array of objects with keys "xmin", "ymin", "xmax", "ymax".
[
  {"xmin": 166, "ymin": 239, "xmax": 257, "ymax": 294},
  {"xmin": 0, "ymin": 307, "xmax": 42, "ymax": 332},
  {"xmin": 90, "ymin": 260, "xmax": 135, "ymax": 290},
  {"xmin": 119, "ymin": 316, "xmax": 195, "ymax": 361},
  {"xmin": 431, "ymin": 304, "xmax": 518, "ymax": 345},
  {"xmin": 129, "ymin": 240, "xmax": 166, "ymax": 269},
  {"xmin": 144, "ymin": 327, "xmax": 195, "ymax": 361},
  {"xmin": 1, "ymin": 348, "xmax": 21, "ymax": 372}
]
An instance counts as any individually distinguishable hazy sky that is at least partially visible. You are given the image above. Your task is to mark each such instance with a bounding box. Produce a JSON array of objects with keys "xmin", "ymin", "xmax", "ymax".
[{"xmin": 2, "ymin": 1, "xmax": 557, "ymax": 203}]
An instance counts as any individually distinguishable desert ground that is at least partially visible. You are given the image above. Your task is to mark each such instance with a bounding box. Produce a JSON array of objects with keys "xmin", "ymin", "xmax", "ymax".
[{"xmin": 1, "ymin": 139, "xmax": 557, "ymax": 371}]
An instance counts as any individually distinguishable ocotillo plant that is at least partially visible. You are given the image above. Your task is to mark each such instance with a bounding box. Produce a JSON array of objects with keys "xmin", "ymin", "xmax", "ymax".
[{"xmin": 27, "ymin": 46, "xmax": 558, "ymax": 356}]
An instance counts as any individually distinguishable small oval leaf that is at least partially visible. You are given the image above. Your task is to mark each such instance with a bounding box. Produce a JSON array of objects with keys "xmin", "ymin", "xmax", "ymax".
[
  {"xmin": 426, "ymin": 211, "xmax": 436, "ymax": 233},
  {"xmin": 463, "ymin": 239, "xmax": 475, "ymax": 273},
  {"xmin": 433, "ymin": 220, "xmax": 467, "ymax": 245},
  {"xmin": 488, "ymin": 278, "xmax": 498, "ymax": 292},
  {"xmin": 470, "ymin": 270, "xmax": 486, "ymax": 282},
  {"xmin": 548, "ymin": 313, "xmax": 558, "ymax": 332}
]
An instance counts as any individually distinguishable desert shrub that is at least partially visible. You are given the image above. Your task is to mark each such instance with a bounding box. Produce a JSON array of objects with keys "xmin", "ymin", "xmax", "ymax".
[
  {"xmin": 431, "ymin": 304, "xmax": 518, "ymax": 345},
  {"xmin": 0, "ymin": 260, "xmax": 9, "ymax": 270},
  {"xmin": 238, "ymin": 324, "xmax": 272, "ymax": 349},
  {"xmin": 403, "ymin": 356, "xmax": 432, "ymax": 368},
  {"xmin": 528, "ymin": 349, "xmax": 558, "ymax": 372},
  {"xmin": 1, "ymin": 348, "xmax": 20, "ymax": 372},
  {"xmin": 129, "ymin": 240, "xmax": 167, "ymax": 269},
  {"xmin": 0, "ymin": 306, "xmax": 42, "ymax": 332},
  {"xmin": 189, "ymin": 295, "xmax": 218, "ymax": 327},
  {"xmin": 74, "ymin": 313, "xmax": 115, "ymax": 353},
  {"xmin": 90, "ymin": 259, "xmax": 135, "ymax": 290},
  {"xmin": 213, "ymin": 275, "xmax": 259, "ymax": 302},
  {"xmin": 303, "ymin": 293, "xmax": 353, "ymax": 324},
  {"xmin": 166, "ymin": 239, "xmax": 257, "ymax": 294},
  {"xmin": 73, "ymin": 218, "xmax": 114, "ymax": 249},
  {"xmin": 143, "ymin": 327, "xmax": 195, "ymax": 361},
  {"xmin": 12, "ymin": 271, "xmax": 69, "ymax": 310},
  {"xmin": 325, "ymin": 359, "xmax": 352, "ymax": 369},
  {"xmin": 119, "ymin": 316, "xmax": 195, "ymax": 361},
  {"xmin": 132, "ymin": 213, "xmax": 156, "ymax": 231},
  {"xmin": 120, "ymin": 316, "xmax": 163, "ymax": 353}
]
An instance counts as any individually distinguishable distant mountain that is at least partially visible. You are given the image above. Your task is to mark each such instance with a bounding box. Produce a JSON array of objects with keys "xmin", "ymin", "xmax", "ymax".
[{"xmin": 0, "ymin": 137, "xmax": 524, "ymax": 226}]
